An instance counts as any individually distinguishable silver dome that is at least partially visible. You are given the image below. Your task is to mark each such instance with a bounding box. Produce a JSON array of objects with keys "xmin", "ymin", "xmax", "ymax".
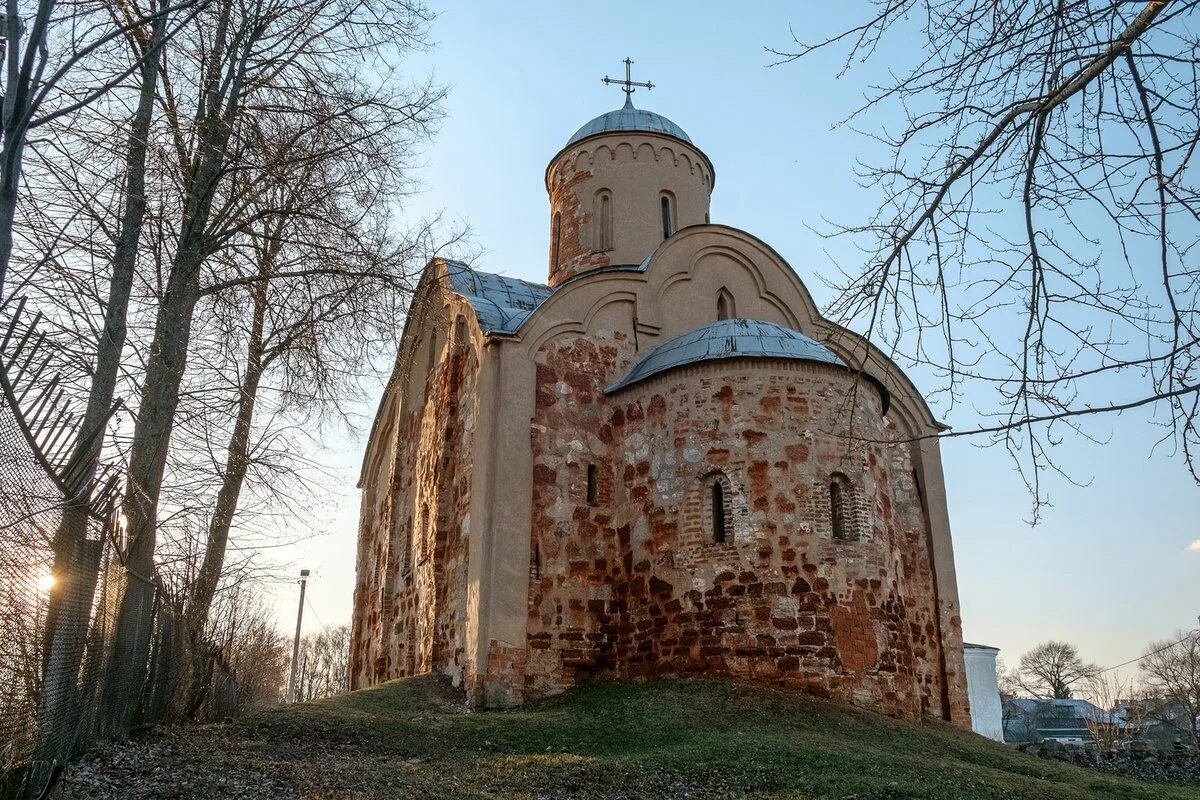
[
  {"xmin": 564, "ymin": 96, "xmax": 693, "ymax": 148},
  {"xmin": 605, "ymin": 319, "xmax": 845, "ymax": 393}
]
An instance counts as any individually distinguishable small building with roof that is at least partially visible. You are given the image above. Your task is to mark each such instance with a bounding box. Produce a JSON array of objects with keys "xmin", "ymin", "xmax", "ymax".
[
  {"xmin": 349, "ymin": 78, "xmax": 971, "ymax": 727},
  {"xmin": 963, "ymin": 643, "xmax": 1004, "ymax": 740}
]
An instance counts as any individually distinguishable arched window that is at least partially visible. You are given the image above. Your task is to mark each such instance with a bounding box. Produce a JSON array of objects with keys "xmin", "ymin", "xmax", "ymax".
[
  {"xmin": 594, "ymin": 190, "xmax": 613, "ymax": 251},
  {"xmin": 704, "ymin": 471, "xmax": 734, "ymax": 544},
  {"xmin": 454, "ymin": 314, "xmax": 466, "ymax": 345},
  {"xmin": 716, "ymin": 287, "xmax": 735, "ymax": 321},
  {"xmin": 586, "ymin": 464, "xmax": 598, "ymax": 505},
  {"xmin": 711, "ymin": 480, "xmax": 727, "ymax": 543},
  {"xmin": 829, "ymin": 473, "xmax": 854, "ymax": 540},
  {"xmin": 425, "ymin": 333, "xmax": 437, "ymax": 378},
  {"xmin": 660, "ymin": 194, "xmax": 673, "ymax": 239},
  {"xmin": 551, "ymin": 211, "xmax": 562, "ymax": 269}
]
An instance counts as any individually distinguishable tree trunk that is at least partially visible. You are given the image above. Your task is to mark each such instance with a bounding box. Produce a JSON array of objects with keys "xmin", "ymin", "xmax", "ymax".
[
  {"xmin": 98, "ymin": 0, "xmax": 246, "ymax": 733},
  {"xmin": 34, "ymin": 11, "xmax": 167, "ymax": 765},
  {"xmin": 181, "ymin": 279, "xmax": 267, "ymax": 716}
]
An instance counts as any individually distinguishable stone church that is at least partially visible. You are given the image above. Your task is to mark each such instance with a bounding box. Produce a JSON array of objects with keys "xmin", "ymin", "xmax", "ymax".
[{"xmin": 350, "ymin": 82, "xmax": 971, "ymax": 726}]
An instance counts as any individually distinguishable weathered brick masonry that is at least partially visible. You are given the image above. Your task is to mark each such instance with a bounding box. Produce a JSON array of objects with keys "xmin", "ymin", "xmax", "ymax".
[
  {"xmin": 352, "ymin": 93, "xmax": 971, "ymax": 727},
  {"xmin": 350, "ymin": 302, "xmax": 479, "ymax": 691},
  {"xmin": 525, "ymin": 335, "xmax": 957, "ymax": 719}
]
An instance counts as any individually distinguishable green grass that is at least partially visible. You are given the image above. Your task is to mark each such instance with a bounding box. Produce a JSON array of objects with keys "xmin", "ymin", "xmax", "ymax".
[{"xmin": 68, "ymin": 675, "xmax": 1200, "ymax": 799}]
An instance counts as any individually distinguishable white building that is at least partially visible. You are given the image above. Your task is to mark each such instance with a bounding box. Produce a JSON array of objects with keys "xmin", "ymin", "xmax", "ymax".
[{"xmin": 963, "ymin": 643, "xmax": 1004, "ymax": 741}]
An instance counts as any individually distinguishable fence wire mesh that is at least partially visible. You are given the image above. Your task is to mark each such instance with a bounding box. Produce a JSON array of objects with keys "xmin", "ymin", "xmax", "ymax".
[
  {"xmin": 0, "ymin": 402, "xmax": 129, "ymax": 798},
  {"xmin": 1, "ymin": 293, "xmax": 335, "ymax": 798},
  {"xmin": 0, "ymin": 294, "xmax": 183, "ymax": 800}
]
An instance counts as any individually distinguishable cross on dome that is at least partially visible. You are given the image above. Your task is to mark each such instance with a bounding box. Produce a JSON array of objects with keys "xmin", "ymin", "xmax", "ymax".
[{"xmin": 602, "ymin": 57, "xmax": 653, "ymax": 103}]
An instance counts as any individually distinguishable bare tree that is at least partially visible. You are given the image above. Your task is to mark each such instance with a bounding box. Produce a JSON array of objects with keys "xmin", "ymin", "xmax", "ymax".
[
  {"xmin": 1015, "ymin": 640, "xmax": 1101, "ymax": 699},
  {"xmin": 173, "ymin": 165, "xmax": 441, "ymax": 715},
  {"xmin": 292, "ymin": 625, "xmax": 350, "ymax": 702},
  {"xmin": 0, "ymin": 0, "xmax": 201, "ymax": 296},
  {"xmin": 199, "ymin": 582, "xmax": 288, "ymax": 719},
  {"xmin": 179, "ymin": 118, "xmax": 437, "ymax": 652},
  {"xmin": 774, "ymin": 1, "xmax": 1200, "ymax": 517},
  {"xmin": 996, "ymin": 655, "xmax": 1020, "ymax": 699},
  {"xmin": 101, "ymin": 0, "xmax": 442, "ymax": 734},
  {"xmin": 31, "ymin": 5, "xmax": 174, "ymax": 765},
  {"xmin": 1140, "ymin": 630, "xmax": 1200, "ymax": 750},
  {"xmin": 1085, "ymin": 673, "xmax": 1143, "ymax": 751}
]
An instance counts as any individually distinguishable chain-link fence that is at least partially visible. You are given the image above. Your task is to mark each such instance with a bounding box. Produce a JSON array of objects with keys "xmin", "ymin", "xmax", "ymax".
[
  {"xmin": 1, "ymin": 291, "xmax": 310, "ymax": 798},
  {"xmin": 0, "ymin": 298, "xmax": 189, "ymax": 799},
  {"xmin": 0, "ymin": 403, "xmax": 61, "ymax": 798},
  {"xmin": 0, "ymin": 400, "xmax": 132, "ymax": 799}
]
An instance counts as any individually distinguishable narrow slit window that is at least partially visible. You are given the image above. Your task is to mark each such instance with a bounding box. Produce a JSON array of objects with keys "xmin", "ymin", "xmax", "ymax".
[
  {"xmin": 717, "ymin": 288, "xmax": 735, "ymax": 321},
  {"xmin": 661, "ymin": 195, "xmax": 673, "ymax": 239},
  {"xmin": 586, "ymin": 464, "xmax": 598, "ymax": 505},
  {"xmin": 425, "ymin": 333, "xmax": 437, "ymax": 378},
  {"xmin": 712, "ymin": 480, "xmax": 727, "ymax": 543},
  {"xmin": 829, "ymin": 473, "xmax": 853, "ymax": 540},
  {"xmin": 595, "ymin": 191, "xmax": 612, "ymax": 251},
  {"xmin": 402, "ymin": 516, "xmax": 413, "ymax": 574},
  {"xmin": 531, "ymin": 541, "xmax": 541, "ymax": 579},
  {"xmin": 552, "ymin": 211, "xmax": 562, "ymax": 270}
]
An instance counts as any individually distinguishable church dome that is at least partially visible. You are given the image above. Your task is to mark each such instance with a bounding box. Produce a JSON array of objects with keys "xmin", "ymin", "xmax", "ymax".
[
  {"xmin": 605, "ymin": 318, "xmax": 891, "ymax": 410},
  {"xmin": 607, "ymin": 319, "xmax": 841, "ymax": 391},
  {"xmin": 564, "ymin": 96, "xmax": 693, "ymax": 148}
]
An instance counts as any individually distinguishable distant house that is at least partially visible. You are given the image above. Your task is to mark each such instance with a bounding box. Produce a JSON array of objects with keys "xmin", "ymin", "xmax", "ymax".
[
  {"xmin": 1115, "ymin": 699, "xmax": 1200, "ymax": 750},
  {"xmin": 1003, "ymin": 698, "xmax": 1106, "ymax": 744}
]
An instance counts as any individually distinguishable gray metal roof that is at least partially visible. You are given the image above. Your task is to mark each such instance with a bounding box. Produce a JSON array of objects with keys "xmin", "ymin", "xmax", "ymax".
[
  {"xmin": 1009, "ymin": 698, "xmax": 1106, "ymax": 719},
  {"xmin": 565, "ymin": 96, "xmax": 693, "ymax": 148},
  {"xmin": 605, "ymin": 318, "xmax": 846, "ymax": 393},
  {"xmin": 445, "ymin": 260, "xmax": 552, "ymax": 335}
]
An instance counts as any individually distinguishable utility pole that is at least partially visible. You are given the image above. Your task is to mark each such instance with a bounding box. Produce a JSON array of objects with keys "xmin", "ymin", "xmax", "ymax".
[{"xmin": 286, "ymin": 569, "xmax": 309, "ymax": 704}]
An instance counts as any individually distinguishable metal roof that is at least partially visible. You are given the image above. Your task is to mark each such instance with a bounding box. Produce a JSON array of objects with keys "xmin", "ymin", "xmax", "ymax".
[
  {"xmin": 445, "ymin": 260, "xmax": 552, "ymax": 335},
  {"xmin": 565, "ymin": 96, "xmax": 693, "ymax": 148},
  {"xmin": 1009, "ymin": 698, "xmax": 1105, "ymax": 716},
  {"xmin": 605, "ymin": 318, "xmax": 846, "ymax": 393}
]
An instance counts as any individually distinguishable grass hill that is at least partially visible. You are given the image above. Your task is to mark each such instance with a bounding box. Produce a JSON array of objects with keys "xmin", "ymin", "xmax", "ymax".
[{"xmin": 64, "ymin": 676, "xmax": 1199, "ymax": 799}]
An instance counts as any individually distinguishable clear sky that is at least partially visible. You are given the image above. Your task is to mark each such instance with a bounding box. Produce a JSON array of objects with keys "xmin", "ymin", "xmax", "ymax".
[{"xmin": 264, "ymin": 1, "xmax": 1199, "ymax": 680}]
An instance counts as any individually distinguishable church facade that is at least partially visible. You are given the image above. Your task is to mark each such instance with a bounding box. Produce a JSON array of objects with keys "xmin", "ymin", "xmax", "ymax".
[{"xmin": 350, "ymin": 90, "xmax": 971, "ymax": 726}]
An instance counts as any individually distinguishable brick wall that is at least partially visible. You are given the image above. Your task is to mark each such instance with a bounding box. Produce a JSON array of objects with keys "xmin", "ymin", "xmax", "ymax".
[
  {"xmin": 524, "ymin": 333, "xmax": 958, "ymax": 720},
  {"xmin": 350, "ymin": 317, "xmax": 479, "ymax": 691}
]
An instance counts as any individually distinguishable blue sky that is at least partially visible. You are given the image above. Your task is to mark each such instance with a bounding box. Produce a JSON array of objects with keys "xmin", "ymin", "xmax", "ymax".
[{"xmin": 269, "ymin": 2, "xmax": 1199, "ymax": 678}]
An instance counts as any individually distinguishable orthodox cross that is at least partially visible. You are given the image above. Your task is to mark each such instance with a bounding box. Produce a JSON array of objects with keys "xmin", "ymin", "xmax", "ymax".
[{"xmin": 602, "ymin": 58, "xmax": 653, "ymax": 99}]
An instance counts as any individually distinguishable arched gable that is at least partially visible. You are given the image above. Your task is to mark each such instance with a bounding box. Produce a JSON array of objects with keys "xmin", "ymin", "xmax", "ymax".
[
  {"xmin": 357, "ymin": 261, "xmax": 482, "ymax": 486},
  {"xmin": 510, "ymin": 225, "xmax": 943, "ymax": 437}
]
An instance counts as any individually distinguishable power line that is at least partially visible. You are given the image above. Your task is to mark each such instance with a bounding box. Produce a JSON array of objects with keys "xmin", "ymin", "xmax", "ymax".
[
  {"xmin": 1099, "ymin": 628, "xmax": 1199, "ymax": 674},
  {"xmin": 304, "ymin": 593, "xmax": 326, "ymax": 630}
]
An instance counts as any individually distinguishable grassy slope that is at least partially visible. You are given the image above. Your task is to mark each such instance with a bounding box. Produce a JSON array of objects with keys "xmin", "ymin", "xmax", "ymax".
[{"xmin": 66, "ymin": 676, "xmax": 1200, "ymax": 799}]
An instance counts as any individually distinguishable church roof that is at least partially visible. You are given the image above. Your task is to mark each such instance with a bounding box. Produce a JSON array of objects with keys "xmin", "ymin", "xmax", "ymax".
[
  {"xmin": 605, "ymin": 318, "xmax": 847, "ymax": 393},
  {"xmin": 565, "ymin": 96, "xmax": 693, "ymax": 149},
  {"xmin": 445, "ymin": 260, "xmax": 552, "ymax": 335}
]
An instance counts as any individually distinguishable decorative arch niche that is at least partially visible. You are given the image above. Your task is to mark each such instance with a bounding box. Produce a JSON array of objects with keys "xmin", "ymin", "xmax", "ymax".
[
  {"xmin": 716, "ymin": 287, "xmax": 735, "ymax": 320},
  {"xmin": 593, "ymin": 189, "xmax": 613, "ymax": 252}
]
